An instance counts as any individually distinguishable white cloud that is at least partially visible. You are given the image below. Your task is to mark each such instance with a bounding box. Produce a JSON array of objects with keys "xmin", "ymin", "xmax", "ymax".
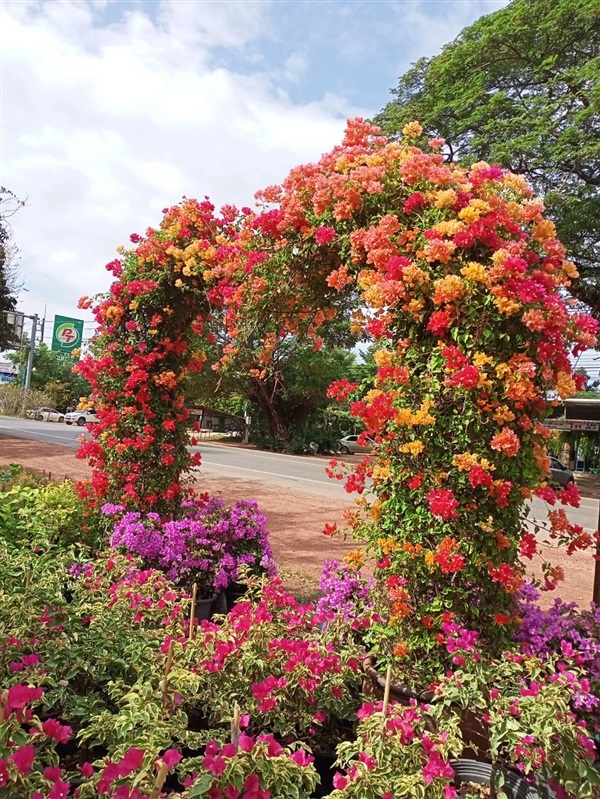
[
  {"xmin": 1, "ymin": 0, "xmax": 367, "ymax": 337},
  {"xmin": 1, "ymin": 0, "xmax": 508, "ymax": 342}
]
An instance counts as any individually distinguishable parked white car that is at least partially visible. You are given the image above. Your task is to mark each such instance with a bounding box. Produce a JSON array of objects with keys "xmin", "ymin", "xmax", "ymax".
[
  {"xmin": 65, "ymin": 409, "xmax": 100, "ymax": 426},
  {"xmin": 338, "ymin": 434, "xmax": 376, "ymax": 455},
  {"xmin": 26, "ymin": 407, "xmax": 65, "ymax": 423}
]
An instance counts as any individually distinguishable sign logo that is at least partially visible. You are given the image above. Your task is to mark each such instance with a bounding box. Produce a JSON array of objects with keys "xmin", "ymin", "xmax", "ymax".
[
  {"xmin": 52, "ymin": 315, "xmax": 84, "ymax": 357},
  {"xmin": 55, "ymin": 323, "xmax": 80, "ymax": 346}
]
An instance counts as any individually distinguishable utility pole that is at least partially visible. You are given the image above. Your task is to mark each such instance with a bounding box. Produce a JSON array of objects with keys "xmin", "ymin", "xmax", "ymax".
[{"xmin": 24, "ymin": 313, "xmax": 38, "ymax": 390}]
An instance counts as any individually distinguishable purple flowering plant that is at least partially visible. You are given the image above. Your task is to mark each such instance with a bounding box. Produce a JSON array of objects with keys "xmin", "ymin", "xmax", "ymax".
[
  {"xmin": 104, "ymin": 496, "xmax": 276, "ymax": 597},
  {"xmin": 516, "ymin": 582, "xmax": 600, "ymax": 727},
  {"xmin": 317, "ymin": 559, "xmax": 374, "ymax": 623}
]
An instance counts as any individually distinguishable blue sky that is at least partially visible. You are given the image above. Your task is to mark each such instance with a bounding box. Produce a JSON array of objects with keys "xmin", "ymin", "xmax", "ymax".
[{"xmin": 2, "ymin": 0, "xmax": 507, "ymax": 339}]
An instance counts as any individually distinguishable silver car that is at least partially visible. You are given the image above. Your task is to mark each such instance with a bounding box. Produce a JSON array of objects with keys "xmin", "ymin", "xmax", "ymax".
[
  {"xmin": 549, "ymin": 457, "xmax": 575, "ymax": 488},
  {"xmin": 65, "ymin": 409, "xmax": 100, "ymax": 426},
  {"xmin": 339, "ymin": 434, "xmax": 375, "ymax": 455}
]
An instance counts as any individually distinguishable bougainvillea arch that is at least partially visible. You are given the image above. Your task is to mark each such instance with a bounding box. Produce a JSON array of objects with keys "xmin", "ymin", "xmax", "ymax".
[{"xmin": 78, "ymin": 118, "xmax": 597, "ymax": 658}]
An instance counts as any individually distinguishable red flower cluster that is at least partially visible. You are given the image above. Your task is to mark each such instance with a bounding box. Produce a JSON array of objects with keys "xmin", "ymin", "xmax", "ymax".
[{"xmin": 427, "ymin": 489, "xmax": 459, "ymax": 521}]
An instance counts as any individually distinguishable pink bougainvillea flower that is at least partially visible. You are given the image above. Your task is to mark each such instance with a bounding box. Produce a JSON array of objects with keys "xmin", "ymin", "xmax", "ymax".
[
  {"xmin": 237, "ymin": 733, "xmax": 255, "ymax": 753},
  {"xmin": 42, "ymin": 718, "xmax": 72, "ymax": 744},
  {"xmin": 119, "ymin": 746, "xmax": 145, "ymax": 775},
  {"xmin": 48, "ymin": 780, "xmax": 70, "ymax": 799},
  {"xmin": 314, "ymin": 226, "xmax": 336, "ymax": 245},
  {"xmin": 332, "ymin": 772, "xmax": 348, "ymax": 789},
  {"xmin": 289, "ymin": 750, "xmax": 314, "ymax": 767},
  {"xmin": 161, "ymin": 749, "xmax": 182, "ymax": 770},
  {"xmin": 5, "ymin": 684, "xmax": 43, "ymax": 716},
  {"xmin": 10, "ymin": 744, "xmax": 35, "ymax": 775},
  {"xmin": 0, "ymin": 760, "xmax": 9, "ymax": 788}
]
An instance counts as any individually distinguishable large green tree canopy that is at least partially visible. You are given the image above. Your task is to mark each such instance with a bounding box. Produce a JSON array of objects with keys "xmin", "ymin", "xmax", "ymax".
[{"xmin": 375, "ymin": 0, "xmax": 600, "ymax": 313}]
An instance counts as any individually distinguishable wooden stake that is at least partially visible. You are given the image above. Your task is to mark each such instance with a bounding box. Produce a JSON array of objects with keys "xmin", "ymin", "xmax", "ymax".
[
  {"xmin": 0, "ymin": 691, "xmax": 7, "ymax": 725},
  {"xmin": 150, "ymin": 761, "xmax": 169, "ymax": 799},
  {"xmin": 382, "ymin": 663, "xmax": 393, "ymax": 717},
  {"xmin": 25, "ymin": 570, "xmax": 31, "ymax": 591},
  {"xmin": 161, "ymin": 640, "xmax": 175, "ymax": 697},
  {"xmin": 231, "ymin": 702, "xmax": 241, "ymax": 748},
  {"xmin": 188, "ymin": 583, "xmax": 198, "ymax": 640}
]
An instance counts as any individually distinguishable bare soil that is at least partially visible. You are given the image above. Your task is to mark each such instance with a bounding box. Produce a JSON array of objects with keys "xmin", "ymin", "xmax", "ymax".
[{"xmin": 0, "ymin": 435, "xmax": 596, "ymax": 607}]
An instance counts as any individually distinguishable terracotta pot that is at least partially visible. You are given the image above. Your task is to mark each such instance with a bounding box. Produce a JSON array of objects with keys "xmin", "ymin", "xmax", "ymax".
[{"xmin": 451, "ymin": 758, "xmax": 555, "ymax": 799}]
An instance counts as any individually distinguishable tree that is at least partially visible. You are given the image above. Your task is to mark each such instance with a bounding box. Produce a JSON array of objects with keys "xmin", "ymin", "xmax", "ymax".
[
  {"xmin": 185, "ymin": 334, "xmax": 362, "ymax": 451},
  {"xmin": 8, "ymin": 343, "xmax": 90, "ymax": 410},
  {"xmin": 0, "ymin": 188, "xmax": 23, "ymax": 350},
  {"xmin": 375, "ymin": 0, "xmax": 600, "ymax": 313}
]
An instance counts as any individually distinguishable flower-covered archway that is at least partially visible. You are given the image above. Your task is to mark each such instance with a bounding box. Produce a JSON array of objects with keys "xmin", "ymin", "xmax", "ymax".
[{"xmin": 78, "ymin": 119, "xmax": 597, "ymax": 651}]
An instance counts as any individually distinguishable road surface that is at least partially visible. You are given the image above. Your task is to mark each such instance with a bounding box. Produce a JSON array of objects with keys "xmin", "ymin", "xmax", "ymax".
[{"xmin": 1, "ymin": 416, "xmax": 598, "ymax": 530}]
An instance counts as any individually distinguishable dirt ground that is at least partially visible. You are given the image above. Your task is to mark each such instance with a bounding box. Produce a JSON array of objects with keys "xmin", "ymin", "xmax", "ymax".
[{"xmin": 0, "ymin": 434, "xmax": 597, "ymax": 608}]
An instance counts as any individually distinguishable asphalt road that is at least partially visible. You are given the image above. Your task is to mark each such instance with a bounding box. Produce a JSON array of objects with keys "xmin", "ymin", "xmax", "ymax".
[
  {"xmin": 1, "ymin": 415, "xmax": 598, "ymax": 530},
  {"xmin": 0, "ymin": 416, "xmax": 349, "ymax": 500}
]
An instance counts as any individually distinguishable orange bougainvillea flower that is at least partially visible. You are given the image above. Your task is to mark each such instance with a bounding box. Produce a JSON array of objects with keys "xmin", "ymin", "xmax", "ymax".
[
  {"xmin": 393, "ymin": 642, "xmax": 411, "ymax": 659},
  {"xmin": 345, "ymin": 549, "xmax": 365, "ymax": 569},
  {"xmin": 491, "ymin": 427, "xmax": 521, "ymax": 457}
]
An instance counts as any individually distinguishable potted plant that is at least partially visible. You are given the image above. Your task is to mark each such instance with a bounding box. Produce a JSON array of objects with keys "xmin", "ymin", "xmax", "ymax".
[
  {"xmin": 430, "ymin": 629, "xmax": 600, "ymax": 798},
  {"xmin": 106, "ymin": 502, "xmax": 222, "ymax": 612},
  {"xmin": 204, "ymin": 498, "xmax": 277, "ymax": 608},
  {"xmin": 326, "ymin": 697, "xmax": 463, "ymax": 798},
  {"xmin": 185, "ymin": 578, "xmax": 364, "ymax": 755},
  {"xmin": 180, "ymin": 731, "xmax": 318, "ymax": 798}
]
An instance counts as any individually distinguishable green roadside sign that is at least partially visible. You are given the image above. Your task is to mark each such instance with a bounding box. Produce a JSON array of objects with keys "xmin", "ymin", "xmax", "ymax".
[{"xmin": 51, "ymin": 315, "xmax": 84, "ymax": 358}]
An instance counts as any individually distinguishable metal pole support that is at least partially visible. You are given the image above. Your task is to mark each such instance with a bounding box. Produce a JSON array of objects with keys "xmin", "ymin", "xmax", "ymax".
[{"xmin": 24, "ymin": 314, "xmax": 38, "ymax": 390}]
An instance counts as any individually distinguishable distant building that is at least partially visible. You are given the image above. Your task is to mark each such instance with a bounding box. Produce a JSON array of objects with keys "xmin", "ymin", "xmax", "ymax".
[{"xmin": 0, "ymin": 361, "xmax": 17, "ymax": 383}]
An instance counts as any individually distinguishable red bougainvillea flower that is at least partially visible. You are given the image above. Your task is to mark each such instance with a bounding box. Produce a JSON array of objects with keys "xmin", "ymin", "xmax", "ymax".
[{"xmin": 427, "ymin": 489, "xmax": 459, "ymax": 520}]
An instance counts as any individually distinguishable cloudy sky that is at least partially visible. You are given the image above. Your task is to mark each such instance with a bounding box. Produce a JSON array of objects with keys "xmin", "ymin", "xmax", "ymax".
[{"xmin": 2, "ymin": 0, "xmax": 507, "ymax": 344}]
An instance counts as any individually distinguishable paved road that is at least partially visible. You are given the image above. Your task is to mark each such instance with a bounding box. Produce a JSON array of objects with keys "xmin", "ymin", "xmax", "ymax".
[
  {"xmin": 1, "ymin": 415, "xmax": 598, "ymax": 529},
  {"xmin": 0, "ymin": 416, "xmax": 349, "ymax": 500}
]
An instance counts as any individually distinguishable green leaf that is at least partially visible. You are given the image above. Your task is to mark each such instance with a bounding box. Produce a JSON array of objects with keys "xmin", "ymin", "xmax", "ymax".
[{"xmin": 186, "ymin": 773, "xmax": 214, "ymax": 796}]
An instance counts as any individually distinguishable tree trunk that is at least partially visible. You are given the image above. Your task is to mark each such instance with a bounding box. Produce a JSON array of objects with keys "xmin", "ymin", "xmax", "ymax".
[{"xmin": 247, "ymin": 378, "xmax": 290, "ymax": 450}]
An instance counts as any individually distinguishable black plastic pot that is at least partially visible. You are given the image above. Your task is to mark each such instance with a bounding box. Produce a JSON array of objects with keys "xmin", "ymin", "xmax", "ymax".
[
  {"xmin": 451, "ymin": 759, "xmax": 556, "ymax": 799},
  {"xmin": 224, "ymin": 582, "xmax": 248, "ymax": 612},
  {"xmin": 311, "ymin": 752, "xmax": 337, "ymax": 798},
  {"xmin": 196, "ymin": 594, "xmax": 217, "ymax": 621}
]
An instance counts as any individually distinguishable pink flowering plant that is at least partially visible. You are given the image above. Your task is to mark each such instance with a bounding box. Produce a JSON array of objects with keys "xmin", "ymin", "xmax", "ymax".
[
  {"xmin": 325, "ymin": 698, "xmax": 462, "ymax": 799},
  {"xmin": 0, "ymin": 683, "xmax": 91, "ymax": 798},
  {"xmin": 186, "ymin": 578, "xmax": 364, "ymax": 749},
  {"xmin": 0, "ymin": 547, "xmax": 190, "ymax": 730},
  {"xmin": 516, "ymin": 584, "xmax": 600, "ymax": 730},
  {"xmin": 430, "ymin": 627, "xmax": 600, "ymax": 798},
  {"xmin": 179, "ymin": 731, "xmax": 318, "ymax": 798}
]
